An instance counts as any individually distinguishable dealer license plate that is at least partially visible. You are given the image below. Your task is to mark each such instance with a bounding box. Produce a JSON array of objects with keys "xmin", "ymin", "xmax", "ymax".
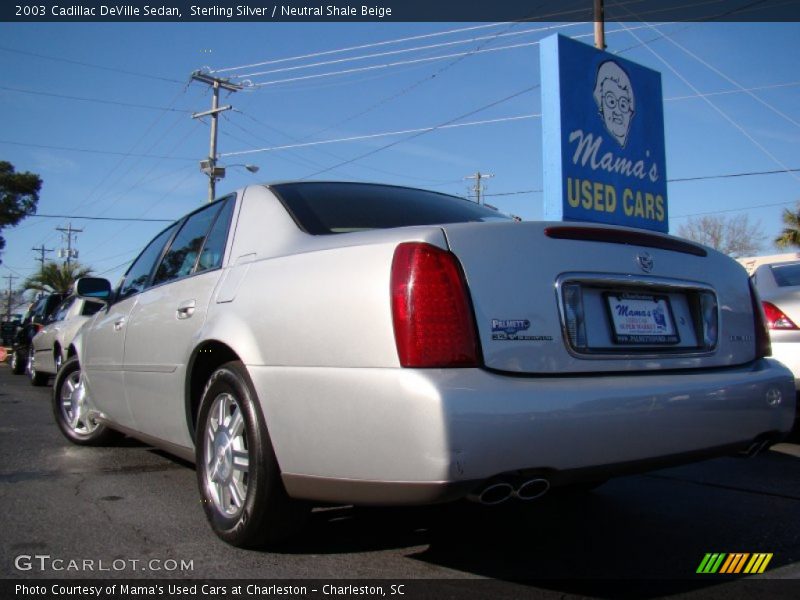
[{"xmin": 605, "ymin": 293, "xmax": 679, "ymax": 345}]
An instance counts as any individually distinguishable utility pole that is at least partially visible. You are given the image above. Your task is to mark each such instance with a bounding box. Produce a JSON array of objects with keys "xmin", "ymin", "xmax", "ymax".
[
  {"xmin": 3, "ymin": 275, "xmax": 17, "ymax": 319},
  {"xmin": 594, "ymin": 0, "xmax": 606, "ymax": 50},
  {"xmin": 56, "ymin": 223, "xmax": 82, "ymax": 268},
  {"xmin": 465, "ymin": 171, "xmax": 494, "ymax": 205},
  {"xmin": 32, "ymin": 245, "xmax": 54, "ymax": 271},
  {"xmin": 31, "ymin": 245, "xmax": 54, "ymax": 299},
  {"xmin": 191, "ymin": 71, "xmax": 243, "ymax": 202}
]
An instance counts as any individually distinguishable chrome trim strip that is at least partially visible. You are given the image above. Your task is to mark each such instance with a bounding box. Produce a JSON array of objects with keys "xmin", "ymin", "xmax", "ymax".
[
  {"xmin": 86, "ymin": 364, "xmax": 177, "ymax": 373},
  {"xmin": 95, "ymin": 418, "xmax": 196, "ymax": 463},
  {"xmin": 281, "ymin": 473, "xmax": 476, "ymax": 505}
]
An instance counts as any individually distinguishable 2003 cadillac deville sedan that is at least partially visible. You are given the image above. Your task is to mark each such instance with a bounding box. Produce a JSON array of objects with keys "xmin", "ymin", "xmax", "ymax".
[{"xmin": 55, "ymin": 182, "xmax": 796, "ymax": 547}]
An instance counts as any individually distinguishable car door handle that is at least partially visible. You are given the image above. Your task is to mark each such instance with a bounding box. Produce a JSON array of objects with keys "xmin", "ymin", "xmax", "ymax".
[
  {"xmin": 176, "ymin": 300, "xmax": 196, "ymax": 320},
  {"xmin": 113, "ymin": 318, "xmax": 126, "ymax": 331}
]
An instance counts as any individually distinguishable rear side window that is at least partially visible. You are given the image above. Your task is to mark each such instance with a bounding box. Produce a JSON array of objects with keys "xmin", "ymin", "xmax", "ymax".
[
  {"xmin": 196, "ymin": 197, "xmax": 234, "ymax": 273},
  {"xmin": 271, "ymin": 182, "xmax": 509, "ymax": 235},
  {"xmin": 770, "ymin": 263, "xmax": 800, "ymax": 287},
  {"xmin": 153, "ymin": 201, "xmax": 223, "ymax": 286},
  {"xmin": 119, "ymin": 224, "xmax": 179, "ymax": 299}
]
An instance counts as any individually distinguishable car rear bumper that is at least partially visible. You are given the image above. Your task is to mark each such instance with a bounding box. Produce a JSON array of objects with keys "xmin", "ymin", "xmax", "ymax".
[
  {"xmin": 249, "ymin": 358, "xmax": 796, "ymax": 505},
  {"xmin": 770, "ymin": 341, "xmax": 800, "ymax": 389}
]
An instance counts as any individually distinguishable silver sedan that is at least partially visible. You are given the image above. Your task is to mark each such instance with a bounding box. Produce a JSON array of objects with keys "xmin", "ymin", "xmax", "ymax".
[{"xmin": 52, "ymin": 182, "xmax": 796, "ymax": 548}]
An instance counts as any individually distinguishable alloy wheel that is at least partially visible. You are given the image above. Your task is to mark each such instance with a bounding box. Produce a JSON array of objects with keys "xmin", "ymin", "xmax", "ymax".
[{"xmin": 203, "ymin": 392, "xmax": 250, "ymax": 518}]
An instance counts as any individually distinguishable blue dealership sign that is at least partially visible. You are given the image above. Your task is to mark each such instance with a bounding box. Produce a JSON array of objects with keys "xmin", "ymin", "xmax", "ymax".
[{"xmin": 541, "ymin": 35, "xmax": 668, "ymax": 232}]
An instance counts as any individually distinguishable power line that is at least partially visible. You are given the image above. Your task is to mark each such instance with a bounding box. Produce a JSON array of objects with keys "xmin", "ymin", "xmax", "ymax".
[
  {"xmin": 211, "ymin": 22, "xmax": 517, "ymax": 74},
  {"xmin": 298, "ymin": 20, "xmax": 533, "ymax": 144},
  {"xmin": 26, "ymin": 214, "xmax": 174, "ymax": 222},
  {"xmin": 7, "ymin": 76, "xmax": 795, "ymax": 165},
  {"xmin": 0, "ymin": 140, "xmax": 195, "ymax": 161},
  {"xmin": 248, "ymin": 39, "xmax": 548, "ymax": 88},
  {"xmin": 666, "ymin": 80, "xmax": 800, "ymax": 101},
  {"xmin": 0, "ymin": 85, "xmax": 191, "ymax": 112},
  {"xmin": 483, "ymin": 167, "xmax": 800, "ymax": 199},
  {"xmin": 80, "ymin": 168, "xmax": 197, "ymax": 257},
  {"xmin": 234, "ymin": 22, "xmax": 578, "ymax": 80},
  {"xmin": 221, "ymin": 114, "xmax": 539, "ymax": 158},
  {"xmin": 645, "ymin": 22, "xmax": 800, "ymax": 131},
  {"xmin": 671, "ymin": 199, "xmax": 800, "ymax": 220},
  {"xmin": 19, "ymin": 167, "xmax": 800, "ymax": 228},
  {"xmin": 23, "ymin": 87, "xmax": 193, "ymax": 240},
  {"xmin": 299, "ymin": 85, "xmax": 539, "ymax": 180},
  {"xmin": 615, "ymin": 13, "xmax": 800, "ymax": 188},
  {"xmin": 669, "ymin": 167, "xmax": 800, "ymax": 183},
  {"xmin": 31, "ymin": 245, "xmax": 54, "ymax": 270},
  {"xmin": 221, "ymin": 74, "xmax": 800, "ymax": 158},
  {"xmin": 245, "ymin": 24, "xmax": 660, "ymax": 89},
  {"xmin": 0, "ymin": 45, "xmax": 184, "ymax": 84},
  {"xmin": 210, "ymin": 0, "xmax": 669, "ymax": 76}
]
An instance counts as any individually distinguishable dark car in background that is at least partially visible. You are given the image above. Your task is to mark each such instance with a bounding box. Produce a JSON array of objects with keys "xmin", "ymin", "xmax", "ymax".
[{"xmin": 9, "ymin": 293, "xmax": 66, "ymax": 375}]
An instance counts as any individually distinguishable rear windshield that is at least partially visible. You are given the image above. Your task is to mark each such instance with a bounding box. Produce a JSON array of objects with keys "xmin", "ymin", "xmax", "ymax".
[
  {"xmin": 770, "ymin": 263, "xmax": 800, "ymax": 287},
  {"xmin": 270, "ymin": 182, "xmax": 510, "ymax": 235}
]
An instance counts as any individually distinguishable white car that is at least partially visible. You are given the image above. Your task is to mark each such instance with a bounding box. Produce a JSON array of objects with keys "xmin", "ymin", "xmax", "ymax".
[
  {"xmin": 54, "ymin": 182, "xmax": 796, "ymax": 547},
  {"xmin": 752, "ymin": 260, "xmax": 800, "ymax": 390},
  {"xmin": 28, "ymin": 295, "xmax": 104, "ymax": 386}
]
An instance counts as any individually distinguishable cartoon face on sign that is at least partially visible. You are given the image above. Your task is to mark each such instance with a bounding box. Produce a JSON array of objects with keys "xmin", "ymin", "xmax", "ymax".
[{"xmin": 593, "ymin": 60, "xmax": 635, "ymax": 148}]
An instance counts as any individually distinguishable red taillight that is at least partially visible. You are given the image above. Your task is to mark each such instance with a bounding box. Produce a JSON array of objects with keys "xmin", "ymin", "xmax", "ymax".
[
  {"xmin": 762, "ymin": 301, "xmax": 798, "ymax": 330},
  {"xmin": 391, "ymin": 242, "xmax": 479, "ymax": 368}
]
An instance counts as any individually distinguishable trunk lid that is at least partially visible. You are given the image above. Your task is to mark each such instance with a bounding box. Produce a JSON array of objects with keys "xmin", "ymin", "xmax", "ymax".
[{"xmin": 442, "ymin": 221, "xmax": 758, "ymax": 374}]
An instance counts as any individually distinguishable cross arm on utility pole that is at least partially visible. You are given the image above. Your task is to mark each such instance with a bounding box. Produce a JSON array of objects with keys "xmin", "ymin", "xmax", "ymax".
[
  {"xmin": 55, "ymin": 223, "xmax": 83, "ymax": 267},
  {"xmin": 32, "ymin": 245, "xmax": 54, "ymax": 271},
  {"xmin": 190, "ymin": 71, "xmax": 243, "ymax": 202},
  {"xmin": 465, "ymin": 171, "xmax": 494, "ymax": 205}
]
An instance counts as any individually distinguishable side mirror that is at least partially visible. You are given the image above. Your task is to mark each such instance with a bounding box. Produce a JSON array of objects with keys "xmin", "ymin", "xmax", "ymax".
[{"xmin": 75, "ymin": 277, "xmax": 113, "ymax": 304}]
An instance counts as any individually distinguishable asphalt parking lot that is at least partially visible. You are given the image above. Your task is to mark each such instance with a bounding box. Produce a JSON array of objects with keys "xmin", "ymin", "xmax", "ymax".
[{"xmin": 1, "ymin": 363, "xmax": 798, "ymax": 599}]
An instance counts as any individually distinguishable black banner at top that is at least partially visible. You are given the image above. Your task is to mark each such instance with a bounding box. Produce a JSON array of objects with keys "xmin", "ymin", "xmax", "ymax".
[{"xmin": 3, "ymin": 0, "xmax": 800, "ymax": 23}]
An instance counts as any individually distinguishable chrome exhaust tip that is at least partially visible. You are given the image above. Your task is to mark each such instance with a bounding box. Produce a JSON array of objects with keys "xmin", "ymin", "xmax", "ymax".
[
  {"xmin": 740, "ymin": 439, "xmax": 770, "ymax": 458},
  {"xmin": 468, "ymin": 482, "xmax": 514, "ymax": 505},
  {"xmin": 515, "ymin": 478, "xmax": 550, "ymax": 501}
]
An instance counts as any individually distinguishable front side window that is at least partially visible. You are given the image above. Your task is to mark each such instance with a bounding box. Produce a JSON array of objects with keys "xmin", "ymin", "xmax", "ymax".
[
  {"xmin": 118, "ymin": 224, "xmax": 179, "ymax": 300},
  {"xmin": 153, "ymin": 201, "xmax": 225, "ymax": 286}
]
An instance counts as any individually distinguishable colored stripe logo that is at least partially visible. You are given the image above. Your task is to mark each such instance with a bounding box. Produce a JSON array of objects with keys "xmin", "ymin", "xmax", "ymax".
[{"xmin": 697, "ymin": 553, "xmax": 773, "ymax": 574}]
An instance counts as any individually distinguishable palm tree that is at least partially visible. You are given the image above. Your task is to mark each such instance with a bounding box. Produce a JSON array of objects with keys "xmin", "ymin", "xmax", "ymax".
[
  {"xmin": 775, "ymin": 204, "xmax": 800, "ymax": 249},
  {"xmin": 23, "ymin": 261, "xmax": 93, "ymax": 295}
]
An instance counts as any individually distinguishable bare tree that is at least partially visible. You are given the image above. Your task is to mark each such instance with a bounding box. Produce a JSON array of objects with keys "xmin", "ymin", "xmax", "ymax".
[{"xmin": 676, "ymin": 214, "xmax": 764, "ymax": 258}]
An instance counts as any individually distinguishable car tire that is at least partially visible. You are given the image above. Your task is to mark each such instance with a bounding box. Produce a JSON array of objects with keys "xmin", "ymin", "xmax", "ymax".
[
  {"xmin": 196, "ymin": 361, "xmax": 308, "ymax": 548},
  {"xmin": 54, "ymin": 352, "xmax": 63, "ymax": 374},
  {"xmin": 52, "ymin": 357, "xmax": 118, "ymax": 445},
  {"xmin": 10, "ymin": 348, "xmax": 25, "ymax": 375},
  {"xmin": 28, "ymin": 347, "xmax": 49, "ymax": 386}
]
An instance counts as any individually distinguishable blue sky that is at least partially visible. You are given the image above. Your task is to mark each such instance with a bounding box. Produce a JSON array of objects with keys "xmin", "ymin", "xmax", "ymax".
[{"xmin": 1, "ymin": 18, "xmax": 799, "ymax": 296}]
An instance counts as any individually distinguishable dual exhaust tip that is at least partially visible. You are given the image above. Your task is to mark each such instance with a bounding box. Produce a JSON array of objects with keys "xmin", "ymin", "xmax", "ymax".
[{"xmin": 468, "ymin": 478, "xmax": 550, "ymax": 506}]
